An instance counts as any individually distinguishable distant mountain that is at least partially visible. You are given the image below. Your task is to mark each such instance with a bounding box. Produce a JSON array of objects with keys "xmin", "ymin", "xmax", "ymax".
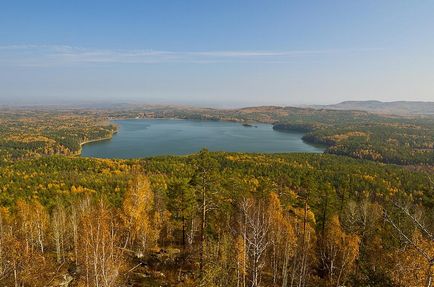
[{"xmin": 310, "ymin": 100, "xmax": 434, "ymax": 115}]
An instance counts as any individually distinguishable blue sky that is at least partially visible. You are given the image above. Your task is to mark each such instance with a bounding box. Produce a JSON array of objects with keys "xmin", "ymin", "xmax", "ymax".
[{"xmin": 0, "ymin": 0, "xmax": 433, "ymax": 106}]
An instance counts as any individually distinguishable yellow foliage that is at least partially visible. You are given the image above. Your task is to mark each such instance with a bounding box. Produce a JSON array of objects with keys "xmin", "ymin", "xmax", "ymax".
[
  {"xmin": 390, "ymin": 230, "xmax": 434, "ymax": 287},
  {"xmin": 321, "ymin": 215, "xmax": 360, "ymax": 286},
  {"xmin": 122, "ymin": 175, "xmax": 159, "ymax": 251}
]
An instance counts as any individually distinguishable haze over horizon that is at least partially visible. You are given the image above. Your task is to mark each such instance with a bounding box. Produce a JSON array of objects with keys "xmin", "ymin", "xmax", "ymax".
[{"xmin": 1, "ymin": 1, "xmax": 433, "ymax": 106}]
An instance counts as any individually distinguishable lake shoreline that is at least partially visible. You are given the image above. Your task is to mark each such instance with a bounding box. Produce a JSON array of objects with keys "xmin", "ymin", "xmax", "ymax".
[
  {"xmin": 81, "ymin": 119, "xmax": 324, "ymax": 159},
  {"xmin": 78, "ymin": 131, "xmax": 118, "ymax": 155}
]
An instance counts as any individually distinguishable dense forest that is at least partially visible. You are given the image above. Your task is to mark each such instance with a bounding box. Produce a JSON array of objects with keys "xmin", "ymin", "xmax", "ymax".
[
  {"xmin": 0, "ymin": 109, "xmax": 116, "ymax": 163},
  {"xmin": 272, "ymin": 111, "xmax": 434, "ymax": 166},
  {"xmin": 0, "ymin": 152, "xmax": 433, "ymax": 286},
  {"xmin": 0, "ymin": 107, "xmax": 433, "ymax": 286}
]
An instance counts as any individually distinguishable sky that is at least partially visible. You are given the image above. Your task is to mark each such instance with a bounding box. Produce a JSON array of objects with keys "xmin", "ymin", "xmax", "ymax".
[{"xmin": 0, "ymin": 0, "xmax": 433, "ymax": 107}]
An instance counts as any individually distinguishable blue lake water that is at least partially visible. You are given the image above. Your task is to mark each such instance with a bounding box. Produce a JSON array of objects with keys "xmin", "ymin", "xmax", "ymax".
[{"xmin": 81, "ymin": 119, "xmax": 324, "ymax": 158}]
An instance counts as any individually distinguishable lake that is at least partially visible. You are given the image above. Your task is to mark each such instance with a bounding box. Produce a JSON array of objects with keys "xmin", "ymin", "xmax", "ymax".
[{"xmin": 81, "ymin": 119, "xmax": 324, "ymax": 158}]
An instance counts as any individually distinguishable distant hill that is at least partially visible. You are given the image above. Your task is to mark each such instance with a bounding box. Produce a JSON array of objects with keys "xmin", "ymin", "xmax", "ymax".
[{"xmin": 310, "ymin": 100, "xmax": 434, "ymax": 115}]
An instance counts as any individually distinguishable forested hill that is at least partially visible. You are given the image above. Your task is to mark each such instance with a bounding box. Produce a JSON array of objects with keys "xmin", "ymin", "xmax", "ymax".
[
  {"xmin": 310, "ymin": 100, "xmax": 434, "ymax": 115},
  {"xmin": 0, "ymin": 109, "xmax": 116, "ymax": 163},
  {"xmin": 272, "ymin": 111, "xmax": 434, "ymax": 165}
]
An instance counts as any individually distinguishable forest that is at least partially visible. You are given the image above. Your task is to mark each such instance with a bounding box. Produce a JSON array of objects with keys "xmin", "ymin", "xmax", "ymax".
[
  {"xmin": 0, "ymin": 107, "xmax": 433, "ymax": 286},
  {"xmin": 2, "ymin": 0, "xmax": 434, "ymax": 285},
  {"xmin": 0, "ymin": 109, "xmax": 116, "ymax": 163},
  {"xmin": 0, "ymin": 151, "xmax": 433, "ymax": 286}
]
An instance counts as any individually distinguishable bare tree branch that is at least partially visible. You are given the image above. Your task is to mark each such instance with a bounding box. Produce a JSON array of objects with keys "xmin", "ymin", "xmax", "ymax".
[{"xmin": 383, "ymin": 210, "xmax": 431, "ymax": 262}]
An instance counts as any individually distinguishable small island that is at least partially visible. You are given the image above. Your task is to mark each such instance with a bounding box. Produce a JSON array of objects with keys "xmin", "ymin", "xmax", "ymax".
[{"xmin": 242, "ymin": 123, "xmax": 257, "ymax": 128}]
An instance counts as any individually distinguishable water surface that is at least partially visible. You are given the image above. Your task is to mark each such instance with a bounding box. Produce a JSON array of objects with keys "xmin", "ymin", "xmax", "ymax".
[{"xmin": 81, "ymin": 119, "xmax": 323, "ymax": 158}]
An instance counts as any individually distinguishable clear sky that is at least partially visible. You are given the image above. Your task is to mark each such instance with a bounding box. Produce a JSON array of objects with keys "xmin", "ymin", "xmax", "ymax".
[{"xmin": 0, "ymin": 0, "xmax": 433, "ymax": 107}]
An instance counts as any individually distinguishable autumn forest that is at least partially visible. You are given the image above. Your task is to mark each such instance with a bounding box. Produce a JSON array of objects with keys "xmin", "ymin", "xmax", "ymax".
[{"xmin": 0, "ymin": 107, "xmax": 433, "ymax": 287}]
